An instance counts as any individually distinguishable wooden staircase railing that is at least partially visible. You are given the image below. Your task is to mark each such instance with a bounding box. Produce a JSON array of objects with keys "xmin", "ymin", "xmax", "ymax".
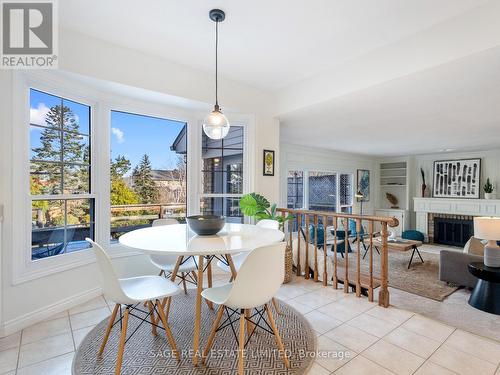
[{"xmin": 277, "ymin": 208, "xmax": 399, "ymax": 307}]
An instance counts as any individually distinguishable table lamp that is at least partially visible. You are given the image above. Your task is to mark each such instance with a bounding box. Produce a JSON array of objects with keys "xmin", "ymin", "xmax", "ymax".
[{"xmin": 474, "ymin": 217, "xmax": 500, "ymax": 268}]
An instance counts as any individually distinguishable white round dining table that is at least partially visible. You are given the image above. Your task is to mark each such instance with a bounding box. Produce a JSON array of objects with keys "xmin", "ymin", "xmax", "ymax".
[
  {"xmin": 119, "ymin": 223, "xmax": 284, "ymax": 366},
  {"xmin": 119, "ymin": 223, "xmax": 284, "ymax": 256}
]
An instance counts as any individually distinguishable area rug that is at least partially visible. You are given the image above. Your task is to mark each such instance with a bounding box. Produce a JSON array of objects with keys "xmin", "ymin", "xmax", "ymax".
[
  {"xmin": 73, "ymin": 294, "xmax": 316, "ymax": 374},
  {"xmin": 343, "ymin": 249, "xmax": 459, "ymax": 301}
]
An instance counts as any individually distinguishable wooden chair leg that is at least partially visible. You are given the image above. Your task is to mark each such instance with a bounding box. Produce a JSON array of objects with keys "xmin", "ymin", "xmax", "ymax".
[
  {"xmin": 238, "ymin": 311, "xmax": 246, "ymax": 375},
  {"xmin": 156, "ymin": 299, "xmax": 180, "ymax": 361},
  {"xmin": 265, "ymin": 304, "xmax": 290, "ymax": 368},
  {"xmin": 244, "ymin": 309, "xmax": 255, "ymax": 336},
  {"xmin": 191, "ymin": 271, "xmax": 198, "ymax": 283},
  {"xmin": 181, "ymin": 272, "xmax": 188, "ymax": 294},
  {"xmin": 98, "ymin": 303, "xmax": 119, "ymax": 356},
  {"xmin": 193, "ymin": 255, "xmax": 204, "ymax": 366},
  {"xmin": 202, "ymin": 304, "xmax": 225, "ymax": 364},
  {"xmin": 164, "ymin": 296, "xmax": 172, "ymax": 321},
  {"xmin": 115, "ymin": 307, "xmax": 130, "ymax": 375},
  {"xmin": 147, "ymin": 301, "xmax": 157, "ymax": 336},
  {"xmin": 206, "ymin": 263, "xmax": 214, "ymax": 310},
  {"xmin": 271, "ymin": 297, "xmax": 282, "ymax": 315}
]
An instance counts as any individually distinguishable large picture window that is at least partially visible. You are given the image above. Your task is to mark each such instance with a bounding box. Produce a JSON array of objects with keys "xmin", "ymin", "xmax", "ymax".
[
  {"xmin": 200, "ymin": 126, "xmax": 244, "ymax": 222},
  {"xmin": 109, "ymin": 111, "xmax": 187, "ymax": 240},
  {"xmin": 30, "ymin": 89, "xmax": 94, "ymax": 260},
  {"xmin": 288, "ymin": 169, "xmax": 354, "ymax": 213}
]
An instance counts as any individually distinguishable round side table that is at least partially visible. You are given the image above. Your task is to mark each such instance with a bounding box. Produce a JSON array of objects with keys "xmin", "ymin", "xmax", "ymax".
[{"xmin": 468, "ymin": 262, "xmax": 500, "ymax": 315}]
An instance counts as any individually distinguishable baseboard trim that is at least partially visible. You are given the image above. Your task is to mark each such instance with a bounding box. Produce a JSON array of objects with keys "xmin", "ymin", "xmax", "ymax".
[{"xmin": 0, "ymin": 286, "xmax": 102, "ymax": 337}]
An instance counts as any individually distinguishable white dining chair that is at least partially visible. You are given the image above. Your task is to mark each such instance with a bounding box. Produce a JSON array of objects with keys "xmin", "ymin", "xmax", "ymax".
[
  {"xmin": 201, "ymin": 242, "xmax": 289, "ymax": 374},
  {"xmin": 149, "ymin": 218, "xmax": 198, "ymax": 294},
  {"xmin": 86, "ymin": 239, "xmax": 181, "ymax": 375},
  {"xmin": 216, "ymin": 219, "xmax": 283, "ymax": 313},
  {"xmin": 216, "ymin": 219, "xmax": 280, "ymax": 275}
]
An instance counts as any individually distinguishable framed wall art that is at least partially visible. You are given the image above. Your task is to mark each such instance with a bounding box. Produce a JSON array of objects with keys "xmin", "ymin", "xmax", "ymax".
[
  {"xmin": 356, "ymin": 169, "xmax": 370, "ymax": 201},
  {"xmin": 433, "ymin": 158, "xmax": 481, "ymax": 198},
  {"xmin": 263, "ymin": 150, "xmax": 275, "ymax": 176}
]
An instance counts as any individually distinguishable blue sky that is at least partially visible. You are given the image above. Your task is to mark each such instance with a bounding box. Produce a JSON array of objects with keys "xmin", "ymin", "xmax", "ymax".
[
  {"xmin": 29, "ymin": 89, "xmax": 186, "ymax": 172},
  {"xmin": 110, "ymin": 111, "xmax": 185, "ymax": 172}
]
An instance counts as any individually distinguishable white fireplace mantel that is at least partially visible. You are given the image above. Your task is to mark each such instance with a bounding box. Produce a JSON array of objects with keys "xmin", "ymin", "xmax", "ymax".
[{"xmin": 414, "ymin": 197, "xmax": 500, "ymax": 239}]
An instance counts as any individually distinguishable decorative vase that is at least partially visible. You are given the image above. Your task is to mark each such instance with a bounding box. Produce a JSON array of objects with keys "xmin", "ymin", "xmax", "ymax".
[
  {"xmin": 421, "ymin": 184, "xmax": 427, "ymax": 198},
  {"xmin": 485, "ymin": 193, "xmax": 493, "ymax": 200}
]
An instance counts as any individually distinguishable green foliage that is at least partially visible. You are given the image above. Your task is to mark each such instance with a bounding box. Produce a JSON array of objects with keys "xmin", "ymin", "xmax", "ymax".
[
  {"xmin": 32, "ymin": 105, "xmax": 86, "ymax": 163},
  {"xmin": 111, "ymin": 155, "xmax": 132, "ymax": 179},
  {"xmin": 110, "ymin": 155, "xmax": 139, "ymax": 205},
  {"xmin": 239, "ymin": 193, "xmax": 269, "ymax": 216},
  {"xmin": 30, "ymin": 105, "xmax": 89, "ymax": 228},
  {"xmin": 484, "ymin": 178, "xmax": 494, "ymax": 193},
  {"xmin": 111, "ymin": 179, "xmax": 140, "ymax": 205},
  {"xmin": 132, "ymin": 154, "xmax": 159, "ymax": 203},
  {"xmin": 239, "ymin": 192, "xmax": 293, "ymax": 230}
]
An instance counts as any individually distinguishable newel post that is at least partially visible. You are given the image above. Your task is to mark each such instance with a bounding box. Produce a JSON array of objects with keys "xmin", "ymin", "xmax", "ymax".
[{"xmin": 378, "ymin": 221, "xmax": 390, "ymax": 307}]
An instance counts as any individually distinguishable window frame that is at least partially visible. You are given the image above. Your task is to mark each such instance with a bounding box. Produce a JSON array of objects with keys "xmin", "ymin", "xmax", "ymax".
[
  {"xmin": 29, "ymin": 88, "xmax": 96, "ymax": 260},
  {"xmin": 12, "ymin": 74, "xmax": 99, "ymax": 283},
  {"xmin": 286, "ymin": 169, "xmax": 354, "ymax": 213}
]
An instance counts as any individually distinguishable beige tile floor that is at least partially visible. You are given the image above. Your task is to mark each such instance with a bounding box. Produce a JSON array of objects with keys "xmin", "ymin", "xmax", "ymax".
[{"xmin": 1, "ymin": 270, "xmax": 500, "ymax": 375}]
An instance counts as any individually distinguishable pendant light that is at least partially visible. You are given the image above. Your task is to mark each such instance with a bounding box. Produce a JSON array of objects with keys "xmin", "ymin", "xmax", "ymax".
[{"xmin": 203, "ymin": 9, "xmax": 230, "ymax": 140}]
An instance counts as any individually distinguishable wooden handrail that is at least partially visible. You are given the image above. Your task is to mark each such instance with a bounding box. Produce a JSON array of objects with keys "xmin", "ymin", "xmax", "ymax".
[
  {"xmin": 277, "ymin": 208, "xmax": 399, "ymax": 228},
  {"xmin": 277, "ymin": 207, "xmax": 395, "ymax": 307}
]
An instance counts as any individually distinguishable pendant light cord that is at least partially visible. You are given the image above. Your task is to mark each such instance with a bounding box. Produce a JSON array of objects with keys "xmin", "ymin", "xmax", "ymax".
[{"xmin": 215, "ymin": 18, "xmax": 219, "ymax": 107}]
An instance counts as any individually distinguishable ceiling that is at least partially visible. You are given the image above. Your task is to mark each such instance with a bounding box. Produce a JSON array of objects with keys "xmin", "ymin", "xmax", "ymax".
[
  {"xmin": 60, "ymin": 0, "xmax": 500, "ymax": 156},
  {"xmin": 60, "ymin": 0, "xmax": 488, "ymax": 91},
  {"xmin": 280, "ymin": 47, "xmax": 500, "ymax": 156}
]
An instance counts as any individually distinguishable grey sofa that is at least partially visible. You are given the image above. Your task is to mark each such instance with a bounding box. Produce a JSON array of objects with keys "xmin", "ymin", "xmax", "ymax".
[{"xmin": 439, "ymin": 250, "xmax": 482, "ymax": 288}]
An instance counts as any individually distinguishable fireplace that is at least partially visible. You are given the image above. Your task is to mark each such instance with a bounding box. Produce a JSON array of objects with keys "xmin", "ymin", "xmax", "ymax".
[{"xmin": 430, "ymin": 214, "xmax": 473, "ymax": 247}]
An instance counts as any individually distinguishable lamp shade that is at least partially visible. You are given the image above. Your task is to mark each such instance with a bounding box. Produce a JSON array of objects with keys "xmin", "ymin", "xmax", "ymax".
[
  {"xmin": 202, "ymin": 108, "xmax": 230, "ymax": 140},
  {"xmin": 474, "ymin": 217, "xmax": 500, "ymax": 240}
]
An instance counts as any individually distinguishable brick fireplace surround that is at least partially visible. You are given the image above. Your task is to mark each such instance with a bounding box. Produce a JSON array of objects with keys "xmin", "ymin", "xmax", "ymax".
[
  {"xmin": 414, "ymin": 198, "xmax": 500, "ymax": 242},
  {"xmin": 427, "ymin": 213, "xmax": 474, "ymax": 244}
]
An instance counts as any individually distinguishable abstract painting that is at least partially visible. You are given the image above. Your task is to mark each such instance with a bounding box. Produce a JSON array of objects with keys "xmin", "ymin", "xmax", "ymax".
[
  {"xmin": 433, "ymin": 159, "xmax": 481, "ymax": 198},
  {"xmin": 357, "ymin": 169, "xmax": 370, "ymax": 201}
]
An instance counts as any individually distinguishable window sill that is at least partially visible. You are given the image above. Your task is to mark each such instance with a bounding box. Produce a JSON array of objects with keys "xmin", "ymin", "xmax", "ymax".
[{"xmin": 12, "ymin": 242, "xmax": 143, "ymax": 285}]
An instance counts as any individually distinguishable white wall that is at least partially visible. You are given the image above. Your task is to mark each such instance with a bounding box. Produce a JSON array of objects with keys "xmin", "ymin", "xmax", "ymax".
[
  {"xmin": 280, "ymin": 143, "xmax": 378, "ymax": 214},
  {"xmin": 413, "ymin": 149, "xmax": 500, "ymax": 200}
]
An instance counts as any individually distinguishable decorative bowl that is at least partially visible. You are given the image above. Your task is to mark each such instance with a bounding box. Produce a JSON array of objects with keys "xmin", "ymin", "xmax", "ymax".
[{"xmin": 186, "ymin": 215, "xmax": 226, "ymax": 235}]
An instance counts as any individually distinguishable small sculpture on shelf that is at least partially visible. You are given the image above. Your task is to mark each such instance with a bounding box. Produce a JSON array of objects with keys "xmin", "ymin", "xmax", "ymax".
[
  {"xmin": 385, "ymin": 192, "xmax": 399, "ymax": 209},
  {"xmin": 420, "ymin": 168, "xmax": 427, "ymax": 197}
]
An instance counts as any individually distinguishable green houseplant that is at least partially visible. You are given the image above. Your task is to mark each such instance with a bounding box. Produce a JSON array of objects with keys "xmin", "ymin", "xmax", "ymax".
[
  {"xmin": 484, "ymin": 178, "xmax": 494, "ymax": 199},
  {"xmin": 239, "ymin": 192, "xmax": 294, "ymax": 283},
  {"xmin": 239, "ymin": 193, "xmax": 293, "ymax": 230}
]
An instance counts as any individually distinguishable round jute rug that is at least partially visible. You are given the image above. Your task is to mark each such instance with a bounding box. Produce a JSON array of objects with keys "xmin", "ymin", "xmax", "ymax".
[{"xmin": 73, "ymin": 294, "xmax": 316, "ymax": 374}]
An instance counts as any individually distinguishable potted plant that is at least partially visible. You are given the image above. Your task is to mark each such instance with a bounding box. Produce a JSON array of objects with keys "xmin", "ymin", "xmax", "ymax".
[
  {"xmin": 239, "ymin": 193, "xmax": 293, "ymax": 230},
  {"xmin": 484, "ymin": 178, "xmax": 494, "ymax": 199},
  {"xmin": 239, "ymin": 193, "xmax": 294, "ymax": 283}
]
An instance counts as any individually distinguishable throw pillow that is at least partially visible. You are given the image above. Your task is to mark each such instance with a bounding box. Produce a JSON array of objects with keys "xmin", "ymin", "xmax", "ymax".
[{"xmin": 463, "ymin": 237, "xmax": 484, "ymax": 256}]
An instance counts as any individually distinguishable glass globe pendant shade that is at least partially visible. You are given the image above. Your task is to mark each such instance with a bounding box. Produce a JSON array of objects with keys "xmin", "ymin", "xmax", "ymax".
[{"xmin": 202, "ymin": 105, "xmax": 230, "ymax": 140}]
